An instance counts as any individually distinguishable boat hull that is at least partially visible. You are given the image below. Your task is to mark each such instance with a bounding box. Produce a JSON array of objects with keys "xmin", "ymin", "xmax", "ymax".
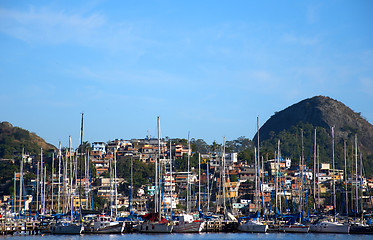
[
  {"xmin": 173, "ymin": 221, "xmax": 206, "ymax": 233},
  {"xmin": 137, "ymin": 222, "xmax": 173, "ymax": 233},
  {"xmin": 85, "ymin": 222, "xmax": 124, "ymax": 234},
  {"xmin": 310, "ymin": 222, "xmax": 349, "ymax": 233},
  {"xmin": 50, "ymin": 223, "xmax": 84, "ymax": 235},
  {"xmin": 280, "ymin": 225, "xmax": 309, "ymax": 233},
  {"xmin": 238, "ymin": 221, "xmax": 268, "ymax": 233}
]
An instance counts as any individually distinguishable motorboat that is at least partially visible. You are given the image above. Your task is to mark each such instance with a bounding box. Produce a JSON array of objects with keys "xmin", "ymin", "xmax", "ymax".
[
  {"xmin": 84, "ymin": 214, "xmax": 124, "ymax": 234},
  {"xmin": 310, "ymin": 220, "xmax": 349, "ymax": 233},
  {"xmin": 173, "ymin": 213, "xmax": 206, "ymax": 233}
]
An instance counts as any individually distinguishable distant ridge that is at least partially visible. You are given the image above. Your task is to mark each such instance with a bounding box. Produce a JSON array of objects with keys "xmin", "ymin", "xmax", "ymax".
[
  {"xmin": 0, "ymin": 121, "xmax": 56, "ymax": 158},
  {"xmin": 253, "ymin": 96, "xmax": 373, "ymax": 155}
]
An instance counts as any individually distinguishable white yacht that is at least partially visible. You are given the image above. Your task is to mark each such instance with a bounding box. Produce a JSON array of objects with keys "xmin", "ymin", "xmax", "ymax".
[
  {"xmin": 173, "ymin": 214, "xmax": 206, "ymax": 233},
  {"xmin": 84, "ymin": 214, "xmax": 124, "ymax": 234},
  {"xmin": 310, "ymin": 220, "xmax": 349, "ymax": 233}
]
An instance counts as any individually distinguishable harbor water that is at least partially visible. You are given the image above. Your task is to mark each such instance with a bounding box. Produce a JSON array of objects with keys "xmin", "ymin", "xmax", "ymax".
[{"xmin": 0, "ymin": 233, "xmax": 371, "ymax": 240}]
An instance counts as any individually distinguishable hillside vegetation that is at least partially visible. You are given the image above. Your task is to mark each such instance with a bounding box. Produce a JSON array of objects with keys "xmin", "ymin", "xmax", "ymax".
[
  {"xmin": 0, "ymin": 121, "xmax": 55, "ymax": 159},
  {"xmin": 253, "ymin": 96, "xmax": 373, "ymax": 176}
]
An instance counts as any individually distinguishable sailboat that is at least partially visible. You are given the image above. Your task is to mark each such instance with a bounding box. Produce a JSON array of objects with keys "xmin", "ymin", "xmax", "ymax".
[
  {"xmin": 237, "ymin": 219, "xmax": 268, "ymax": 233},
  {"xmin": 310, "ymin": 127, "xmax": 349, "ymax": 234},
  {"xmin": 137, "ymin": 117, "xmax": 173, "ymax": 233},
  {"xmin": 50, "ymin": 219, "xmax": 84, "ymax": 235},
  {"xmin": 51, "ymin": 114, "xmax": 85, "ymax": 234},
  {"xmin": 238, "ymin": 119, "xmax": 268, "ymax": 233}
]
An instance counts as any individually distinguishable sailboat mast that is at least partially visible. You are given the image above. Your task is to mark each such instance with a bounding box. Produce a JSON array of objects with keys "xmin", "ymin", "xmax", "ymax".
[
  {"xmin": 19, "ymin": 148, "xmax": 24, "ymax": 214},
  {"xmin": 43, "ymin": 166, "xmax": 46, "ymax": 215},
  {"xmin": 187, "ymin": 131, "xmax": 191, "ymax": 213},
  {"xmin": 169, "ymin": 141, "xmax": 173, "ymax": 215},
  {"xmin": 115, "ymin": 150, "xmax": 118, "ymax": 217},
  {"xmin": 222, "ymin": 137, "xmax": 226, "ymax": 215},
  {"xmin": 198, "ymin": 152, "xmax": 201, "ymax": 211},
  {"xmin": 276, "ymin": 140, "xmax": 280, "ymax": 214},
  {"xmin": 332, "ymin": 126, "xmax": 336, "ymax": 221},
  {"xmin": 110, "ymin": 152, "xmax": 113, "ymax": 216},
  {"xmin": 344, "ymin": 140, "xmax": 348, "ymax": 215},
  {"xmin": 154, "ymin": 117, "xmax": 159, "ymax": 213},
  {"xmin": 13, "ymin": 171, "xmax": 17, "ymax": 214},
  {"xmin": 69, "ymin": 136, "xmax": 73, "ymax": 217},
  {"xmin": 58, "ymin": 142, "xmax": 61, "ymax": 213},
  {"xmin": 51, "ymin": 152, "xmax": 54, "ymax": 211},
  {"xmin": 355, "ymin": 135, "xmax": 358, "ymax": 214},
  {"xmin": 317, "ymin": 145, "xmax": 320, "ymax": 210},
  {"xmin": 360, "ymin": 151, "xmax": 363, "ymax": 215},
  {"xmin": 36, "ymin": 158, "xmax": 39, "ymax": 213},
  {"xmin": 207, "ymin": 160, "xmax": 210, "ymax": 212},
  {"xmin": 40, "ymin": 147, "xmax": 44, "ymax": 214},
  {"xmin": 254, "ymin": 147, "xmax": 258, "ymax": 212},
  {"xmin": 159, "ymin": 119, "xmax": 163, "ymax": 220},
  {"xmin": 313, "ymin": 128, "xmax": 316, "ymax": 210},
  {"xmin": 79, "ymin": 113, "xmax": 84, "ymax": 216}
]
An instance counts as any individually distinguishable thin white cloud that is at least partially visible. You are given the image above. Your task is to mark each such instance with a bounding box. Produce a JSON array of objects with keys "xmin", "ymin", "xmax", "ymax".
[
  {"xmin": 0, "ymin": 6, "xmax": 148, "ymax": 54},
  {"xmin": 0, "ymin": 7, "xmax": 106, "ymax": 44}
]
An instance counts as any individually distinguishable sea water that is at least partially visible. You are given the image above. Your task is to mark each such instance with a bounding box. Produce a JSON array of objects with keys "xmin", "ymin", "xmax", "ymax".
[{"xmin": 0, "ymin": 233, "xmax": 371, "ymax": 240}]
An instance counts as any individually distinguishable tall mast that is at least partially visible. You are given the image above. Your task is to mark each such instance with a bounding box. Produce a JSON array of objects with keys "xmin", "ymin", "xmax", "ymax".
[
  {"xmin": 79, "ymin": 113, "xmax": 84, "ymax": 217},
  {"xmin": 301, "ymin": 129, "xmax": 304, "ymax": 212},
  {"xmin": 58, "ymin": 142, "xmax": 61, "ymax": 212},
  {"xmin": 155, "ymin": 117, "xmax": 159, "ymax": 213},
  {"xmin": 344, "ymin": 140, "xmax": 348, "ymax": 215},
  {"xmin": 332, "ymin": 126, "xmax": 336, "ymax": 221},
  {"xmin": 313, "ymin": 128, "xmax": 316, "ymax": 210},
  {"xmin": 254, "ymin": 147, "xmax": 258, "ymax": 212},
  {"xmin": 355, "ymin": 135, "xmax": 358, "ymax": 215},
  {"xmin": 169, "ymin": 141, "xmax": 173, "ymax": 215},
  {"xmin": 317, "ymin": 144, "xmax": 320, "ymax": 210},
  {"xmin": 51, "ymin": 152, "xmax": 55, "ymax": 211},
  {"xmin": 360, "ymin": 151, "xmax": 363, "ymax": 217},
  {"xmin": 40, "ymin": 147, "xmax": 44, "ymax": 214},
  {"xmin": 36, "ymin": 157, "xmax": 39, "ymax": 213},
  {"xmin": 187, "ymin": 131, "xmax": 191, "ymax": 213},
  {"xmin": 276, "ymin": 140, "xmax": 280, "ymax": 214},
  {"xmin": 207, "ymin": 160, "xmax": 210, "ymax": 212},
  {"xmin": 159, "ymin": 118, "xmax": 162, "ymax": 220},
  {"xmin": 198, "ymin": 153, "xmax": 201, "ymax": 211},
  {"xmin": 115, "ymin": 150, "xmax": 118, "ymax": 217},
  {"xmin": 19, "ymin": 148, "xmax": 24, "ymax": 214},
  {"xmin": 43, "ymin": 166, "xmax": 46, "ymax": 215},
  {"xmin": 257, "ymin": 116, "xmax": 263, "ymax": 202},
  {"xmin": 69, "ymin": 136, "xmax": 73, "ymax": 217},
  {"xmin": 222, "ymin": 137, "xmax": 226, "ymax": 215},
  {"xmin": 110, "ymin": 152, "xmax": 113, "ymax": 216},
  {"xmin": 13, "ymin": 171, "xmax": 17, "ymax": 214}
]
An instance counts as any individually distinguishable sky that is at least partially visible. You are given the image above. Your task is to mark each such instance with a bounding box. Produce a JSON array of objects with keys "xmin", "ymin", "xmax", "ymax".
[{"xmin": 0, "ymin": 0, "xmax": 372, "ymax": 148}]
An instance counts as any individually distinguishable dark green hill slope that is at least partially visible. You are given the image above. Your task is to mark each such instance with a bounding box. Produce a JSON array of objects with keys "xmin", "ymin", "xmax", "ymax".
[
  {"xmin": 253, "ymin": 96, "xmax": 373, "ymax": 175},
  {"xmin": 0, "ymin": 121, "xmax": 56, "ymax": 158}
]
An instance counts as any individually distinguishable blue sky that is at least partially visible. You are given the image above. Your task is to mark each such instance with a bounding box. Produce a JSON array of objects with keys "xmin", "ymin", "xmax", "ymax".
[{"xmin": 1, "ymin": 0, "xmax": 372, "ymax": 148}]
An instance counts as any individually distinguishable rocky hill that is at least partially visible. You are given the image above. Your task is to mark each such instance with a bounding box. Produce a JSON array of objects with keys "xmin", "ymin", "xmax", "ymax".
[
  {"xmin": 253, "ymin": 95, "xmax": 373, "ymax": 157},
  {"xmin": 0, "ymin": 121, "xmax": 56, "ymax": 158}
]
